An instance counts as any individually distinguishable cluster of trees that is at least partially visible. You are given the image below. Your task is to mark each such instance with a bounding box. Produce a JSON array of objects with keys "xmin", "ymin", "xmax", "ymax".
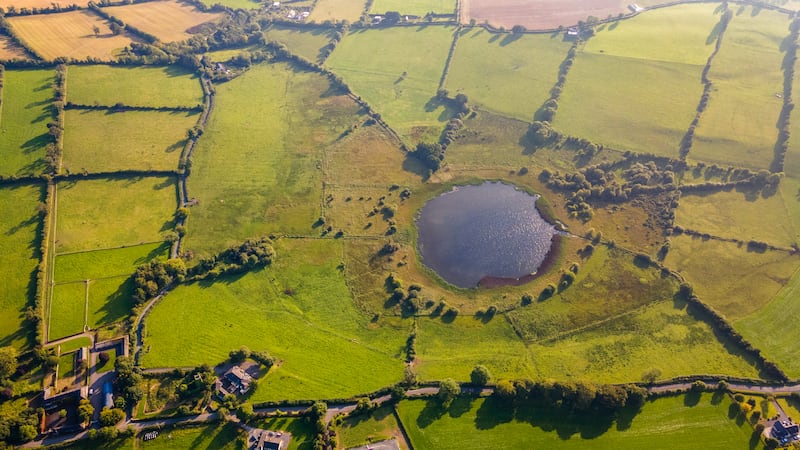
[
  {"xmin": 64, "ymin": 101, "xmax": 202, "ymax": 113},
  {"xmin": 177, "ymin": 365, "xmax": 216, "ymax": 401},
  {"xmin": 309, "ymin": 401, "xmax": 332, "ymax": 450},
  {"xmin": 0, "ymin": 406, "xmax": 40, "ymax": 445},
  {"xmin": 680, "ymin": 168, "xmax": 782, "ymax": 196},
  {"xmin": 115, "ymin": 356, "xmax": 144, "ymax": 408},
  {"xmin": 188, "ymin": 237, "xmax": 274, "ymax": 279},
  {"xmin": 678, "ymin": 283, "xmax": 788, "ymax": 381},
  {"xmin": 132, "ymin": 258, "xmax": 187, "ymax": 303},
  {"xmin": 494, "ymin": 378, "xmax": 647, "ymax": 414},
  {"xmin": 410, "ymin": 141, "xmax": 445, "ymax": 171}
]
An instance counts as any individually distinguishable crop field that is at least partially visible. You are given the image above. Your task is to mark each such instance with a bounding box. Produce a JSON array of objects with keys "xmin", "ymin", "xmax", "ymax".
[
  {"xmin": 370, "ymin": 0, "xmax": 454, "ymax": 15},
  {"xmin": 66, "ymin": 65, "xmax": 203, "ymax": 108},
  {"xmin": 0, "ymin": 35, "xmax": 28, "ymax": 60},
  {"xmin": 0, "ymin": 185, "xmax": 43, "ymax": 350},
  {"xmin": 414, "ymin": 317, "xmax": 535, "ymax": 382},
  {"xmin": 0, "ymin": 69, "xmax": 54, "ymax": 176},
  {"xmin": 8, "ymin": 11, "xmax": 137, "ymax": 60},
  {"xmin": 183, "ymin": 62, "xmax": 361, "ymax": 257},
  {"xmin": 100, "ymin": 1, "xmax": 225, "ymax": 44},
  {"xmin": 462, "ymin": 0, "xmax": 631, "ymax": 30},
  {"xmin": 62, "ymin": 110, "xmax": 198, "ymax": 173},
  {"xmin": 55, "ymin": 176, "xmax": 176, "ymax": 253},
  {"xmin": 326, "ymin": 25, "xmax": 456, "ymax": 142},
  {"xmin": 690, "ymin": 7, "xmax": 790, "ymax": 169},
  {"xmin": 308, "ymin": 0, "xmax": 365, "ymax": 23},
  {"xmin": 262, "ymin": 25, "xmax": 335, "ymax": 63},
  {"xmin": 675, "ymin": 187, "xmax": 800, "ymax": 247},
  {"xmin": 665, "ymin": 235, "xmax": 799, "ymax": 320},
  {"xmin": 555, "ymin": 53, "xmax": 703, "ymax": 156},
  {"xmin": 446, "ymin": 28, "xmax": 571, "ymax": 121},
  {"xmin": 142, "ymin": 239, "xmax": 405, "ymax": 401},
  {"xmin": 396, "ymin": 393, "xmax": 752, "ymax": 449}
]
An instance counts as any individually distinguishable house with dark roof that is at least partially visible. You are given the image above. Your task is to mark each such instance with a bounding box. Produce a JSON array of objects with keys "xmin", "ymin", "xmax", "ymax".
[
  {"xmin": 772, "ymin": 420, "xmax": 800, "ymax": 445},
  {"xmin": 216, "ymin": 365, "xmax": 253, "ymax": 397},
  {"xmin": 248, "ymin": 429, "xmax": 291, "ymax": 450}
]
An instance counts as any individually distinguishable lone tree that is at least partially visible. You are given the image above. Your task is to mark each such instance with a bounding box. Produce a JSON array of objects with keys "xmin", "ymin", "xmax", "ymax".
[
  {"xmin": 93, "ymin": 25, "xmax": 101, "ymax": 36},
  {"xmin": 470, "ymin": 365, "xmax": 491, "ymax": 386},
  {"xmin": 438, "ymin": 378, "xmax": 460, "ymax": 408}
]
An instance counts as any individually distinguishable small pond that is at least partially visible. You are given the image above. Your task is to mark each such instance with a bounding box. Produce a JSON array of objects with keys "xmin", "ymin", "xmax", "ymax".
[{"xmin": 416, "ymin": 182, "xmax": 559, "ymax": 288}]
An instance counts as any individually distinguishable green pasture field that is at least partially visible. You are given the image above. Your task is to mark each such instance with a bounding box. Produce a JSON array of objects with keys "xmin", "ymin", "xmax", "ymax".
[
  {"xmin": 52, "ymin": 243, "xmax": 168, "ymax": 333},
  {"xmin": 57, "ymin": 352, "xmax": 76, "ymax": 379},
  {"xmin": 326, "ymin": 25, "xmax": 456, "ymax": 142},
  {"xmin": 63, "ymin": 109, "xmax": 197, "ymax": 173},
  {"xmin": 584, "ymin": 3, "xmax": 721, "ymax": 66},
  {"xmin": 51, "ymin": 336, "xmax": 91, "ymax": 354},
  {"xmin": 204, "ymin": 45, "xmax": 260, "ymax": 62},
  {"xmin": 55, "ymin": 176, "xmax": 176, "ymax": 253},
  {"xmin": 664, "ymin": 234, "xmax": 799, "ymax": 320},
  {"xmin": 183, "ymin": 62, "xmax": 362, "ymax": 257},
  {"xmin": 250, "ymin": 417, "xmax": 316, "ymax": 450},
  {"xmin": 0, "ymin": 69, "xmax": 54, "ymax": 176},
  {"xmin": 0, "ymin": 184, "xmax": 43, "ymax": 350},
  {"xmin": 674, "ymin": 186, "xmax": 800, "ymax": 247},
  {"xmin": 323, "ymin": 185, "xmax": 411, "ymax": 236},
  {"xmin": 690, "ymin": 7, "xmax": 789, "ymax": 169},
  {"xmin": 138, "ymin": 423, "xmax": 241, "ymax": 449},
  {"xmin": 49, "ymin": 282, "xmax": 86, "ymax": 340},
  {"xmin": 736, "ymin": 264, "xmax": 800, "ymax": 378},
  {"xmin": 309, "ymin": 0, "xmax": 365, "ymax": 23},
  {"xmin": 396, "ymin": 393, "xmax": 753, "ymax": 450},
  {"xmin": 446, "ymin": 28, "xmax": 571, "ymax": 121},
  {"xmin": 527, "ymin": 300, "xmax": 761, "ymax": 382},
  {"xmin": 337, "ymin": 405, "xmax": 404, "ymax": 449},
  {"xmin": 141, "ymin": 239, "xmax": 405, "ymax": 401},
  {"xmin": 414, "ymin": 317, "xmax": 535, "ymax": 382},
  {"xmin": 323, "ymin": 124, "xmax": 423, "ymax": 186},
  {"xmin": 263, "ymin": 25, "xmax": 335, "ymax": 62},
  {"xmin": 370, "ymin": 0, "xmax": 454, "ymax": 15},
  {"xmin": 66, "ymin": 65, "xmax": 203, "ymax": 108},
  {"xmin": 554, "ymin": 52, "xmax": 703, "ymax": 156}
]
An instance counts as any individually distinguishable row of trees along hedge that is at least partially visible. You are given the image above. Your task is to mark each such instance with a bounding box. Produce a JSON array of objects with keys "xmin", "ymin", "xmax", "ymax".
[
  {"xmin": 537, "ymin": 40, "xmax": 579, "ymax": 122},
  {"xmin": 45, "ymin": 64, "xmax": 66, "ymax": 173},
  {"xmin": 133, "ymin": 237, "xmax": 274, "ymax": 303},
  {"xmin": 493, "ymin": 378, "xmax": 648, "ymax": 415},
  {"xmin": 27, "ymin": 183, "xmax": 51, "ymax": 345},
  {"xmin": 680, "ymin": 8, "xmax": 732, "ymax": 159},
  {"xmin": 771, "ymin": 18, "xmax": 800, "ymax": 172},
  {"xmin": 0, "ymin": 3, "xmax": 80, "ymax": 16},
  {"xmin": 678, "ymin": 283, "xmax": 789, "ymax": 382},
  {"xmin": 64, "ymin": 101, "xmax": 203, "ymax": 113}
]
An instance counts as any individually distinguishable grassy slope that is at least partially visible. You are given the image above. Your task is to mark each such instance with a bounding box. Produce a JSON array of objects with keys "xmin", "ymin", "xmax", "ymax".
[
  {"xmin": 55, "ymin": 176, "xmax": 175, "ymax": 253},
  {"xmin": 63, "ymin": 109, "xmax": 197, "ymax": 173},
  {"xmin": 0, "ymin": 69, "xmax": 54, "ymax": 176},
  {"xmin": 0, "ymin": 184, "xmax": 43, "ymax": 350},
  {"xmin": 446, "ymin": 28, "xmax": 570, "ymax": 121},
  {"xmin": 555, "ymin": 3, "xmax": 719, "ymax": 155},
  {"xmin": 326, "ymin": 25, "xmax": 455, "ymax": 142},
  {"xmin": 263, "ymin": 25, "xmax": 335, "ymax": 62},
  {"xmin": 308, "ymin": 0, "xmax": 365, "ymax": 23},
  {"xmin": 184, "ymin": 62, "xmax": 361, "ymax": 257},
  {"xmin": 142, "ymin": 239, "xmax": 405, "ymax": 401},
  {"xmin": 664, "ymin": 234, "xmax": 799, "ymax": 320},
  {"xmin": 691, "ymin": 7, "xmax": 790, "ymax": 169},
  {"xmin": 370, "ymin": 0, "xmax": 455, "ymax": 15},
  {"xmin": 397, "ymin": 393, "xmax": 753, "ymax": 450},
  {"xmin": 66, "ymin": 65, "xmax": 203, "ymax": 108}
]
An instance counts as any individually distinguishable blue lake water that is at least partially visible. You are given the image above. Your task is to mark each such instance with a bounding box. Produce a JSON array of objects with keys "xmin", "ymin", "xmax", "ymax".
[{"xmin": 416, "ymin": 182, "xmax": 558, "ymax": 288}]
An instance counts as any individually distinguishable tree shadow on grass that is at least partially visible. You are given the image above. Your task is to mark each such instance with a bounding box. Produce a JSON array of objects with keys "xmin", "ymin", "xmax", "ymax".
[
  {"xmin": 684, "ymin": 390, "xmax": 702, "ymax": 407},
  {"xmin": 416, "ymin": 398, "xmax": 447, "ymax": 429}
]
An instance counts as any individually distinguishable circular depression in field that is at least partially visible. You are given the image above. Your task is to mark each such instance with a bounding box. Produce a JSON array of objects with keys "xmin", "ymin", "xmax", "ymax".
[{"xmin": 416, "ymin": 182, "xmax": 559, "ymax": 289}]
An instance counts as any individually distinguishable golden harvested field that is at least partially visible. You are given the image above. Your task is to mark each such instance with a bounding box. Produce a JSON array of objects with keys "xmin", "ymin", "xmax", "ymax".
[
  {"xmin": 8, "ymin": 11, "xmax": 138, "ymax": 61},
  {"xmin": 101, "ymin": 0, "xmax": 224, "ymax": 43},
  {"xmin": 462, "ymin": 0, "xmax": 629, "ymax": 29},
  {"xmin": 0, "ymin": 35, "xmax": 27, "ymax": 60}
]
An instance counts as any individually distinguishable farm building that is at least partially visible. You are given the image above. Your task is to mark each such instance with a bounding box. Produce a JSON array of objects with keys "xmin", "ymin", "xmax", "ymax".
[
  {"xmin": 216, "ymin": 365, "xmax": 253, "ymax": 397},
  {"xmin": 772, "ymin": 420, "xmax": 800, "ymax": 445},
  {"xmin": 248, "ymin": 428, "xmax": 291, "ymax": 450}
]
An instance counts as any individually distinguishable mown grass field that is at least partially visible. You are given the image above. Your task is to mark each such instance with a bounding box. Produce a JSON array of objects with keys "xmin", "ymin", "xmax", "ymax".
[
  {"xmin": 736, "ymin": 265, "xmax": 800, "ymax": 378},
  {"xmin": 555, "ymin": 52, "xmax": 703, "ymax": 156},
  {"xmin": 664, "ymin": 234, "xmax": 799, "ymax": 320},
  {"xmin": 62, "ymin": 109, "xmax": 197, "ymax": 173},
  {"xmin": 337, "ymin": 405, "xmax": 406, "ymax": 449},
  {"xmin": 142, "ymin": 239, "xmax": 405, "ymax": 401},
  {"xmin": 415, "ymin": 317, "xmax": 536, "ymax": 382},
  {"xmin": 371, "ymin": 0, "xmax": 454, "ymax": 15},
  {"xmin": 0, "ymin": 184, "xmax": 43, "ymax": 350},
  {"xmin": 690, "ymin": 7, "xmax": 790, "ymax": 169},
  {"xmin": 183, "ymin": 62, "xmax": 362, "ymax": 257},
  {"xmin": 308, "ymin": 0, "xmax": 365, "ymax": 23},
  {"xmin": 8, "ymin": 11, "xmax": 137, "ymax": 60},
  {"xmin": 55, "ymin": 176, "xmax": 175, "ymax": 253},
  {"xmin": 446, "ymin": 28, "xmax": 571, "ymax": 121},
  {"xmin": 51, "ymin": 243, "xmax": 168, "ymax": 337},
  {"xmin": 100, "ymin": 1, "xmax": 224, "ymax": 44},
  {"xmin": 66, "ymin": 65, "xmax": 203, "ymax": 108},
  {"xmin": 49, "ymin": 282, "xmax": 86, "ymax": 340},
  {"xmin": 0, "ymin": 69, "xmax": 54, "ymax": 176},
  {"xmin": 326, "ymin": 25, "xmax": 456, "ymax": 142},
  {"xmin": 674, "ymin": 187, "xmax": 800, "ymax": 247},
  {"xmin": 397, "ymin": 393, "xmax": 753, "ymax": 450},
  {"xmin": 263, "ymin": 25, "xmax": 335, "ymax": 63}
]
